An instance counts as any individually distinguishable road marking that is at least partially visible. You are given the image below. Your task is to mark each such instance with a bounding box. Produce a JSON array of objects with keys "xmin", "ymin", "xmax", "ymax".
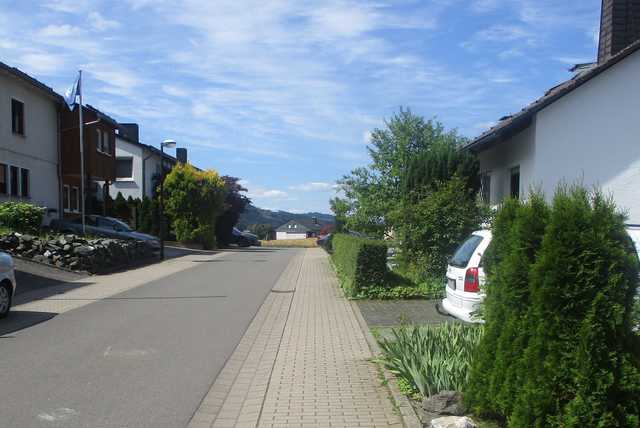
[{"xmin": 37, "ymin": 408, "xmax": 78, "ymax": 422}]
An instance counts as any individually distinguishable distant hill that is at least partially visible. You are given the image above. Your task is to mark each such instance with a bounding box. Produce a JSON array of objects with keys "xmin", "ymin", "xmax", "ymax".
[{"xmin": 238, "ymin": 205, "xmax": 334, "ymax": 230}]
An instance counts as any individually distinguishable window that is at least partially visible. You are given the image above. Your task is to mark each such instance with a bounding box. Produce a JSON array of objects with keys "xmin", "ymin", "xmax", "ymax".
[
  {"xmin": 9, "ymin": 166, "xmax": 18, "ymax": 196},
  {"xmin": 480, "ymin": 172, "xmax": 491, "ymax": 204},
  {"xmin": 450, "ymin": 235, "xmax": 484, "ymax": 268},
  {"xmin": 0, "ymin": 164, "xmax": 6, "ymax": 194},
  {"xmin": 20, "ymin": 168, "xmax": 29, "ymax": 197},
  {"xmin": 510, "ymin": 166, "xmax": 520, "ymax": 199},
  {"xmin": 96, "ymin": 128, "xmax": 111, "ymax": 154},
  {"xmin": 116, "ymin": 157, "xmax": 134, "ymax": 180},
  {"xmin": 70, "ymin": 187, "xmax": 79, "ymax": 212},
  {"xmin": 63, "ymin": 185, "xmax": 70, "ymax": 211},
  {"xmin": 11, "ymin": 99, "xmax": 24, "ymax": 135}
]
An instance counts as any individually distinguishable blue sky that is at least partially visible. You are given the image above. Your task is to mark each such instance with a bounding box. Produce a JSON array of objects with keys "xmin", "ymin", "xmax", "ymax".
[{"xmin": 0, "ymin": 0, "xmax": 601, "ymax": 213}]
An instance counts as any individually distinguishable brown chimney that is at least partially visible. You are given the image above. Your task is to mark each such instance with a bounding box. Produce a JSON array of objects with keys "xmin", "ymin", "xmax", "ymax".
[{"xmin": 598, "ymin": 0, "xmax": 640, "ymax": 64}]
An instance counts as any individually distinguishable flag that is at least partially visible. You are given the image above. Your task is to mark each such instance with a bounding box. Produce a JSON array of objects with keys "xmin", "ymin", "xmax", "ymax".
[{"xmin": 63, "ymin": 72, "xmax": 81, "ymax": 110}]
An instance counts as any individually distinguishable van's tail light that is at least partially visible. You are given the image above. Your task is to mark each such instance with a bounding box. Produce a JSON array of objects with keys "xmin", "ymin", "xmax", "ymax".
[{"xmin": 464, "ymin": 268, "xmax": 480, "ymax": 293}]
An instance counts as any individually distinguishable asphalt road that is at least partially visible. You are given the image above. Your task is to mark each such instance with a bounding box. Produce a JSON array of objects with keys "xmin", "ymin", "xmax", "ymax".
[{"xmin": 0, "ymin": 247, "xmax": 299, "ymax": 428}]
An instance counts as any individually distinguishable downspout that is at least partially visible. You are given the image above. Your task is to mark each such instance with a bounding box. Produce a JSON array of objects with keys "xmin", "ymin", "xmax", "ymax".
[
  {"xmin": 142, "ymin": 149, "xmax": 153, "ymax": 198},
  {"xmin": 56, "ymin": 105, "xmax": 63, "ymax": 220}
]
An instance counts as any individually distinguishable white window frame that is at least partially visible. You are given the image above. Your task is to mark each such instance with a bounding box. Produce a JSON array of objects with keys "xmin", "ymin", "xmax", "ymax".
[
  {"xmin": 63, "ymin": 185, "xmax": 80, "ymax": 213},
  {"xmin": 115, "ymin": 156, "xmax": 135, "ymax": 181},
  {"xmin": 96, "ymin": 128, "xmax": 112, "ymax": 156}
]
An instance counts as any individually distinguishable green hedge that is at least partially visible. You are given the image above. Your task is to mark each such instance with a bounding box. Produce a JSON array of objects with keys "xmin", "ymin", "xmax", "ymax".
[
  {"xmin": 465, "ymin": 187, "xmax": 640, "ymax": 427},
  {"xmin": 0, "ymin": 201, "xmax": 45, "ymax": 234},
  {"xmin": 331, "ymin": 234, "xmax": 387, "ymax": 297}
]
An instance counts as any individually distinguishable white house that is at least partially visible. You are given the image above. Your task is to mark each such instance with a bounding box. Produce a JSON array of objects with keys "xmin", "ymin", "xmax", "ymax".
[
  {"xmin": 0, "ymin": 62, "xmax": 62, "ymax": 225},
  {"xmin": 468, "ymin": 0, "xmax": 640, "ymax": 224},
  {"xmin": 275, "ymin": 219, "xmax": 321, "ymax": 240},
  {"xmin": 111, "ymin": 124, "xmax": 178, "ymax": 201}
]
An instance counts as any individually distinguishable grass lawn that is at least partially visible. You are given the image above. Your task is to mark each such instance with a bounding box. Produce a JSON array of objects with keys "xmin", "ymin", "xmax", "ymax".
[{"xmin": 260, "ymin": 238, "xmax": 318, "ymax": 248}]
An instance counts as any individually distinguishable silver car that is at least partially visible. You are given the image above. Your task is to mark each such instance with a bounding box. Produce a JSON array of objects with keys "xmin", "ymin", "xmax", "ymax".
[{"xmin": 0, "ymin": 251, "xmax": 16, "ymax": 318}]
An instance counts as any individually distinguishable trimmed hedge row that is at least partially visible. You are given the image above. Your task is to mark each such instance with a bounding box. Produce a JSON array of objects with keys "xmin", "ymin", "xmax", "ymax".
[{"xmin": 331, "ymin": 234, "xmax": 387, "ymax": 297}]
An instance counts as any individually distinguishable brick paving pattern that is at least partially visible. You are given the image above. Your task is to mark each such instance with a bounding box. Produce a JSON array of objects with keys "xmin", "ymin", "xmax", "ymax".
[{"xmin": 190, "ymin": 248, "xmax": 401, "ymax": 428}]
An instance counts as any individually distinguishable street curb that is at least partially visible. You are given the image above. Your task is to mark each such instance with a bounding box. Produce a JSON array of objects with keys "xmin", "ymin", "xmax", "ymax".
[{"xmin": 350, "ymin": 299, "xmax": 423, "ymax": 428}]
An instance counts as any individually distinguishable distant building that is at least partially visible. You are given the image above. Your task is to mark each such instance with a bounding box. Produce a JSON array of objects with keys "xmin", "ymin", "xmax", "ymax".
[
  {"xmin": 275, "ymin": 219, "xmax": 322, "ymax": 240},
  {"xmin": 0, "ymin": 61, "xmax": 63, "ymax": 225}
]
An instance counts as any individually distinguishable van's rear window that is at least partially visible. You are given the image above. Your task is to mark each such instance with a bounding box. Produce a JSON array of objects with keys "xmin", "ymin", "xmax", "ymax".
[{"xmin": 450, "ymin": 235, "xmax": 483, "ymax": 268}]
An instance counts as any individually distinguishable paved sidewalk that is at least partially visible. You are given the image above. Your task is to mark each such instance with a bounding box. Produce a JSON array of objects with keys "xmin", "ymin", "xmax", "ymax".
[{"xmin": 189, "ymin": 248, "xmax": 401, "ymax": 428}]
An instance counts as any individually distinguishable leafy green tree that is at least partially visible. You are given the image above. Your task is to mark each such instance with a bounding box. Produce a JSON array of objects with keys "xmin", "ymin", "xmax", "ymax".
[
  {"xmin": 163, "ymin": 163, "xmax": 226, "ymax": 249},
  {"xmin": 338, "ymin": 108, "xmax": 468, "ymax": 236},
  {"xmin": 138, "ymin": 196, "xmax": 153, "ymax": 233},
  {"xmin": 329, "ymin": 197, "xmax": 350, "ymax": 233},
  {"xmin": 215, "ymin": 176, "xmax": 250, "ymax": 246}
]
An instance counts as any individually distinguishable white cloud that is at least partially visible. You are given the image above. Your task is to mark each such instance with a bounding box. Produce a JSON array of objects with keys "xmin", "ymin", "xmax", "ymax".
[
  {"xmin": 248, "ymin": 188, "xmax": 289, "ymax": 199},
  {"xmin": 162, "ymin": 84, "xmax": 189, "ymax": 98},
  {"xmin": 88, "ymin": 12, "xmax": 120, "ymax": 31},
  {"xmin": 37, "ymin": 24, "xmax": 80, "ymax": 38},
  {"xmin": 17, "ymin": 52, "xmax": 66, "ymax": 74},
  {"xmin": 289, "ymin": 182, "xmax": 336, "ymax": 192}
]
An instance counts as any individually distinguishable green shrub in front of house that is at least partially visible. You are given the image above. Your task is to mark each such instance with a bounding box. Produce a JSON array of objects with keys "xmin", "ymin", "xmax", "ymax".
[
  {"xmin": 0, "ymin": 201, "xmax": 45, "ymax": 234},
  {"xmin": 378, "ymin": 323, "xmax": 483, "ymax": 398},
  {"xmin": 465, "ymin": 186, "xmax": 640, "ymax": 428},
  {"xmin": 331, "ymin": 233, "xmax": 387, "ymax": 297}
]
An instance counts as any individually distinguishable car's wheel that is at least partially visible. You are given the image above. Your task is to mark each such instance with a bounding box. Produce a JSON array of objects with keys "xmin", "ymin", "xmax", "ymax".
[{"xmin": 0, "ymin": 282, "xmax": 12, "ymax": 319}]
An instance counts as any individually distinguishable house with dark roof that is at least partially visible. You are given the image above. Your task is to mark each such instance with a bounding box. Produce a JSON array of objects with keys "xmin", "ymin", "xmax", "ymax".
[
  {"xmin": 110, "ymin": 123, "xmax": 181, "ymax": 201},
  {"xmin": 0, "ymin": 61, "xmax": 64, "ymax": 225},
  {"xmin": 275, "ymin": 219, "xmax": 322, "ymax": 240},
  {"xmin": 468, "ymin": 0, "xmax": 640, "ymax": 223}
]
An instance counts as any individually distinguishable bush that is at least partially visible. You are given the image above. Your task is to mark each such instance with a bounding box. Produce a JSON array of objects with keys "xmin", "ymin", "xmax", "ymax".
[
  {"xmin": 163, "ymin": 164, "xmax": 226, "ymax": 249},
  {"xmin": 353, "ymin": 274, "xmax": 445, "ymax": 300},
  {"xmin": 465, "ymin": 194, "xmax": 549, "ymax": 418},
  {"xmin": 395, "ymin": 176, "xmax": 489, "ymax": 278},
  {"xmin": 0, "ymin": 201, "xmax": 45, "ymax": 234},
  {"xmin": 466, "ymin": 187, "xmax": 640, "ymax": 427},
  {"xmin": 378, "ymin": 323, "xmax": 483, "ymax": 397},
  {"xmin": 332, "ymin": 234, "xmax": 387, "ymax": 297}
]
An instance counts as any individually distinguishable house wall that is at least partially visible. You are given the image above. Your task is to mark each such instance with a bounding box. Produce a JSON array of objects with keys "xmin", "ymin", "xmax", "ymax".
[
  {"xmin": 477, "ymin": 124, "xmax": 536, "ymax": 205},
  {"xmin": 534, "ymin": 49, "xmax": 640, "ymax": 223},
  {"xmin": 111, "ymin": 137, "xmax": 143, "ymax": 200},
  {"xmin": 0, "ymin": 70, "xmax": 60, "ymax": 224},
  {"xmin": 276, "ymin": 232, "xmax": 307, "ymax": 240}
]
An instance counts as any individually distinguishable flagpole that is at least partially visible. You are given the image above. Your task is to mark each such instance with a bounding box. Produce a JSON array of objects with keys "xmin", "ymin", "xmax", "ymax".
[{"xmin": 78, "ymin": 70, "xmax": 86, "ymax": 235}]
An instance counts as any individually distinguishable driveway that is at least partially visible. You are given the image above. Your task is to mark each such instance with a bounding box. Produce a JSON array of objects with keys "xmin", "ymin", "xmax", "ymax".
[{"xmin": 0, "ymin": 247, "xmax": 299, "ymax": 428}]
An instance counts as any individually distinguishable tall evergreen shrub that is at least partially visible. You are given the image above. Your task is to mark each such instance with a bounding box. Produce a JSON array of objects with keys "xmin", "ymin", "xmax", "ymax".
[
  {"xmin": 466, "ymin": 187, "xmax": 640, "ymax": 427},
  {"xmin": 511, "ymin": 188, "xmax": 640, "ymax": 428}
]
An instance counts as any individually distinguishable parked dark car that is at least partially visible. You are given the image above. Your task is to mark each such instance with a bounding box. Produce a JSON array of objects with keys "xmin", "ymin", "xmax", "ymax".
[
  {"xmin": 51, "ymin": 216, "xmax": 160, "ymax": 250},
  {"xmin": 232, "ymin": 228, "xmax": 260, "ymax": 247},
  {"xmin": 317, "ymin": 233, "xmax": 333, "ymax": 252}
]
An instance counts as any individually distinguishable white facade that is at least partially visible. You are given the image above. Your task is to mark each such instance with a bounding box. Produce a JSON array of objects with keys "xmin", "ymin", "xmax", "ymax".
[
  {"xmin": 0, "ymin": 69, "xmax": 60, "ymax": 224},
  {"xmin": 478, "ymin": 49, "xmax": 640, "ymax": 224},
  {"xmin": 111, "ymin": 136, "xmax": 164, "ymax": 201},
  {"xmin": 276, "ymin": 231, "xmax": 308, "ymax": 240}
]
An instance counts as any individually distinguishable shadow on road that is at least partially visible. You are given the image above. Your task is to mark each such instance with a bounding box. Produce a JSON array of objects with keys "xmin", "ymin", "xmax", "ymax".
[{"xmin": 0, "ymin": 310, "xmax": 57, "ymax": 336}]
